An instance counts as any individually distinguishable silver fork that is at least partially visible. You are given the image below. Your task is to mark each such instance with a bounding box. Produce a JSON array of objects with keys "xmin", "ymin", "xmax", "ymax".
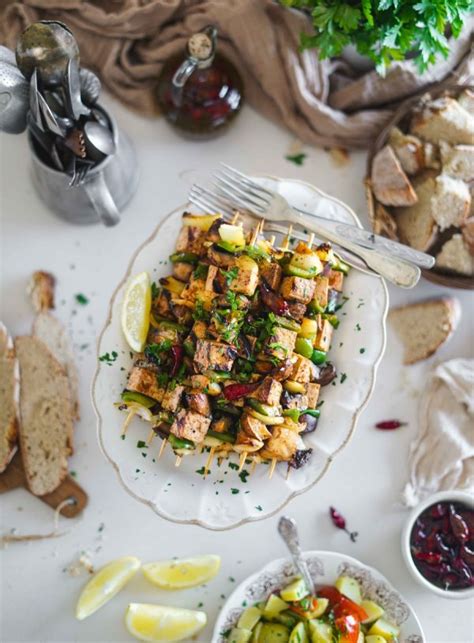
[
  {"xmin": 212, "ymin": 166, "xmax": 422, "ymax": 288},
  {"xmin": 218, "ymin": 164, "xmax": 434, "ymax": 270}
]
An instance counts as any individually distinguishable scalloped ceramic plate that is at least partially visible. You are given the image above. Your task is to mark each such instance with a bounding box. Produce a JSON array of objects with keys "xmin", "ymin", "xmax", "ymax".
[
  {"xmin": 93, "ymin": 177, "xmax": 388, "ymax": 530},
  {"xmin": 212, "ymin": 551, "xmax": 425, "ymax": 642}
]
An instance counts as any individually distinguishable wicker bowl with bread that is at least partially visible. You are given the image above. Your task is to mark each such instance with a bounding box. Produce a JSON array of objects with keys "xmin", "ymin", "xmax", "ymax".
[{"xmin": 366, "ymin": 83, "xmax": 474, "ymax": 290}]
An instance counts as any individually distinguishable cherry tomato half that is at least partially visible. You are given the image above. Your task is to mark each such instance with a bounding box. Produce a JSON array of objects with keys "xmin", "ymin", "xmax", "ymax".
[{"xmin": 335, "ymin": 614, "xmax": 360, "ymax": 643}]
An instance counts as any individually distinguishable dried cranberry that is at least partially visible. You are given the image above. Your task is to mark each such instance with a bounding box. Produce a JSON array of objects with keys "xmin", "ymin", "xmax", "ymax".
[
  {"xmin": 449, "ymin": 505, "xmax": 470, "ymax": 543},
  {"xmin": 431, "ymin": 503, "xmax": 448, "ymax": 519},
  {"xmin": 414, "ymin": 551, "xmax": 443, "ymax": 565},
  {"xmin": 442, "ymin": 573, "xmax": 459, "ymax": 589},
  {"xmin": 460, "ymin": 544, "xmax": 474, "ymax": 567}
]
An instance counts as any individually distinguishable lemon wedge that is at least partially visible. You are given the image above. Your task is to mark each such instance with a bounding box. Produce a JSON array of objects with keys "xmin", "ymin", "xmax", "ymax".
[
  {"xmin": 76, "ymin": 556, "xmax": 141, "ymax": 620},
  {"xmin": 142, "ymin": 555, "xmax": 221, "ymax": 589},
  {"xmin": 125, "ymin": 603, "xmax": 207, "ymax": 642},
  {"xmin": 121, "ymin": 271, "xmax": 151, "ymax": 352}
]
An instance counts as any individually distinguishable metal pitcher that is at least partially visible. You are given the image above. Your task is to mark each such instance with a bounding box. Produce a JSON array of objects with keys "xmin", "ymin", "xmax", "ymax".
[{"xmin": 28, "ymin": 106, "xmax": 139, "ymax": 226}]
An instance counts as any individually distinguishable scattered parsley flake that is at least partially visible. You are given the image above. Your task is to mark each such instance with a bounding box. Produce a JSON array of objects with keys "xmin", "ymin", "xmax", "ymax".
[
  {"xmin": 255, "ymin": 505, "xmax": 263, "ymax": 511},
  {"xmin": 360, "ymin": 348, "xmax": 365, "ymax": 354},
  {"xmin": 75, "ymin": 293, "xmax": 89, "ymax": 305},
  {"xmin": 231, "ymin": 488, "xmax": 239, "ymax": 495},
  {"xmin": 285, "ymin": 153, "xmax": 307, "ymax": 166},
  {"xmin": 355, "ymin": 323, "xmax": 361, "ymax": 331},
  {"xmin": 137, "ymin": 440, "xmax": 147, "ymax": 449},
  {"xmin": 238, "ymin": 470, "xmax": 249, "ymax": 483},
  {"xmin": 340, "ymin": 373, "xmax": 347, "ymax": 384},
  {"xmin": 70, "ymin": 470, "xmax": 77, "ymax": 478},
  {"xmin": 151, "ymin": 282, "xmax": 159, "ymax": 299},
  {"xmin": 228, "ymin": 462, "xmax": 239, "ymax": 470},
  {"xmin": 99, "ymin": 351, "xmax": 118, "ymax": 365},
  {"xmin": 196, "ymin": 466, "xmax": 206, "ymax": 476}
]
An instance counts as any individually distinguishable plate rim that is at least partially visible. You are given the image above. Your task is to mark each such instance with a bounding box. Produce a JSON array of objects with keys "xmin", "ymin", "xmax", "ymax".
[
  {"xmin": 211, "ymin": 549, "xmax": 425, "ymax": 642},
  {"xmin": 92, "ymin": 177, "xmax": 389, "ymax": 530}
]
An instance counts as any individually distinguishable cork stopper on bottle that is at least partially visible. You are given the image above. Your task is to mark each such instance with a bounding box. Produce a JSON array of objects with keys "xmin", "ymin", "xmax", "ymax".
[{"xmin": 188, "ymin": 32, "xmax": 213, "ymax": 61}]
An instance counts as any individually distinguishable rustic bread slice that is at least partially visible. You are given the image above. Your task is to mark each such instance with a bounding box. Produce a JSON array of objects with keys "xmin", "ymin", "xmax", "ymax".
[
  {"xmin": 371, "ymin": 145, "xmax": 418, "ymax": 206},
  {"xmin": 33, "ymin": 312, "xmax": 80, "ymax": 420},
  {"xmin": 390, "ymin": 298, "xmax": 461, "ymax": 365},
  {"xmin": 430, "ymin": 174, "xmax": 470, "ymax": 230},
  {"xmin": 388, "ymin": 127, "xmax": 426, "ymax": 175},
  {"xmin": 15, "ymin": 336, "xmax": 73, "ymax": 496},
  {"xmin": 0, "ymin": 322, "xmax": 19, "ymax": 472},
  {"xmin": 440, "ymin": 142, "xmax": 474, "ymax": 182},
  {"xmin": 462, "ymin": 217, "xmax": 474, "ymax": 255},
  {"xmin": 436, "ymin": 233, "xmax": 474, "ymax": 276},
  {"xmin": 395, "ymin": 172, "xmax": 438, "ymax": 251},
  {"xmin": 373, "ymin": 202, "xmax": 398, "ymax": 239},
  {"xmin": 458, "ymin": 89, "xmax": 474, "ymax": 114},
  {"xmin": 411, "ymin": 97, "xmax": 474, "ymax": 145},
  {"xmin": 27, "ymin": 271, "xmax": 56, "ymax": 312}
]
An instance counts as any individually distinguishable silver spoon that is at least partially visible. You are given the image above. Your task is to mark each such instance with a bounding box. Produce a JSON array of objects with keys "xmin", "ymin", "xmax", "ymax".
[
  {"xmin": 278, "ymin": 516, "xmax": 314, "ymax": 594},
  {"xmin": 83, "ymin": 120, "xmax": 115, "ymax": 160},
  {"xmin": 64, "ymin": 58, "xmax": 90, "ymax": 120}
]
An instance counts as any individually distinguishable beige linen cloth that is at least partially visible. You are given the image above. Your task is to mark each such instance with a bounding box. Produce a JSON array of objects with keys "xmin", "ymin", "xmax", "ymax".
[
  {"xmin": 1, "ymin": 0, "xmax": 473, "ymax": 149},
  {"xmin": 403, "ymin": 359, "xmax": 474, "ymax": 508}
]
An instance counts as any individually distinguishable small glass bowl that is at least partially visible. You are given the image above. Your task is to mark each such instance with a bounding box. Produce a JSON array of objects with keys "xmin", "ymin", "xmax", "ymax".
[{"xmin": 401, "ymin": 490, "xmax": 474, "ymax": 600}]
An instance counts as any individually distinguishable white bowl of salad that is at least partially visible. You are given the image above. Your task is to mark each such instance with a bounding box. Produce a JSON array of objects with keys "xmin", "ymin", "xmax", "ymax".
[{"xmin": 212, "ymin": 551, "xmax": 425, "ymax": 643}]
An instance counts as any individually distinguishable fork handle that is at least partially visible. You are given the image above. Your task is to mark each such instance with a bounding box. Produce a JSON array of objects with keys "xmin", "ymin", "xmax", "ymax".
[
  {"xmin": 293, "ymin": 206, "xmax": 434, "ymax": 269},
  {"xmin": 295, "ymin": 212, "xmax": 420, "ymax": 288}
]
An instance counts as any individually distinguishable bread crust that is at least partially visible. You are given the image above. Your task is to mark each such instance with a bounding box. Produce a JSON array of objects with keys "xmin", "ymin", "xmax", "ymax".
[
  {"xmin": 0, "ymin": 322, "xmax": 19, "ymax": 473},
  {"xmin": 15, "ymin": 336, "xmax": 73, "ymax": 496},
  {"xmin": 371, "ymin": 145, "xmax": 418, "ymax": 207}
]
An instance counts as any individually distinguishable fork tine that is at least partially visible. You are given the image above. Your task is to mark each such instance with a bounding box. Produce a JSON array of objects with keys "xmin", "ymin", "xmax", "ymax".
[
  {"xmin": 221, "ymin": 163, "xmax": 274, "ymax": 198},
  {"xmin": 190, "ymin": 185, "xmax": 234, "ymax": 217},
  {"xmin": 214, "ymin": 173, "xmax": 267, "ymax": 212},
  {"xmin": 217, "ymin": 168, "xmax": 271, "ymax": 207},
  {"xmin": 189, "ymin": 190, "xmax": 234, "ymax": 220},
  {"xmin": 214, "ymin": 182, "xmax": 261, "ymax": 213}
]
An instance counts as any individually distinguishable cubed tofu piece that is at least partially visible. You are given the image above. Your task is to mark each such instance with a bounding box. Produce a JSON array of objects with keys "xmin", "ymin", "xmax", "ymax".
[
  {"xmin": 280, "ymin": 276, "xmax": 316, "ymax": 304},
  {"xmin": 161, "ymin": 384, "xmax": 184, "ymax": 412},
  {"xmin": 153, "ymin": 289, "xmax": 174, "ymax": 320},
  {"xmin": 172, "ymin": 261, "xmax": 194, "ymax": 283},
  {"xmin": 175, "ymin": 225, "xmax": 206, "ymax": 255},
  {"xmin": 205, "ymin": 265, "xmax": 219, "ymax": 292},
  {"xmin": 260, "ymin": 262, "xmax": 282, "ymax": 290},
  {"xmin": 127, "ymin": 367, "xmax": 164, "ymax": 402},
  {"xmin": 180, "ymin": 275, "xmax": 206, "ymax": 302},
  {"xmin": 234, "ymin": 432, "xmax": 263, "ymax": 453},
  {"xmin": 260, "ymin": 426, "xmax": 300, "ymax": 461},
  {"xmin": 191, "ymin": 321, "xmax": 208, "ymax": 340},
  {"xmin": 328, "ymin": 270, "xmax": 344, "ymax": 292},
  {"xmin": 184, "ymin": 390, "xmax": 211, "ymax": 416},
  {"xmin": 230, "ymin": 256, "xmax": 259, "ymax": 296},
  {"xmin": 315, "ymin": 319, "xmax": 333, "ymax": 352},
  {"xmin": 147, "ymin": 326, "xmax": 178, "ymax": 345},
  {"xmin": 170, "ymin": 409, "xmax": 211, "ymax": 443},
  {"xmin": 194, "ymin": 339, "xmax": 237, "ymax": 373},
  {"xmin": 290, "ymin": 355, "xmax": 313, "ymax": 384},
  {"xmin": 241, "ymin": 412, "xmax": 272, "ymax": 441},
  {"xmin": 252, "ymin": 377, "xmax": 283, "ymax": 406},
  {"xmin": 307, "ymin": 383, "xmax": 321, "ymax": 408},
  {"xmin": 312, "ymin": 276, "xmax": 329, "ymax": 310},
  {"xmin": 266, "ymin": 326, "xmax": 297, "ymax": 359}
]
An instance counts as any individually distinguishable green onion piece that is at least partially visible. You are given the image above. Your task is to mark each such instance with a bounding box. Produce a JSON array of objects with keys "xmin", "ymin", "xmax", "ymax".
[
  {"xmin": 282, "ymin": 409, "xmax": 301, "ymax": 422},
  {"xmin": 274, "ymin": 315, "xmax": 301, "ymax": 332},
  {"xmin": 157, "ymin": 319, "xmax": 186, "ymax": 333},
  {"xmin": 311, "ymin": 349, "xmax": 327, "ymax": 365},
  {"xmin": 247, "ymin": 398, "xmax": 281, "ymax": 417},
  {"xmin": 216, "ymin": 240, "xmax": 244, "ymax": 254},
  {"xmin": 332, "ymin": 257, "xmax": 350, "ymax": 274},
  {"xmin": 214, "ymin": 404, "xmax": 242, "ymax": 416},
  {"xmin": 168, "ymin": 434, "xmax": 195, "ymax": 450},
  {"xmin": 121, "ymin": 391, "xmax": 156, "ymax": 408},
  {"xmin": 206, "ymin": 430, "xmax": 235, "ymax": 444},
  {"xmin": 283, "ymin": 265, "xmax": 319, "ymax": 279},
  {"xmin": 207, "ymin": 371, "xmax": 232, "ymax": 383},
  {"xmin": 322, "ymin": 313, "xmax": 339, "ymax": 329},
  {"xmin": 303, "ymin": 409, "xmax": 321, "ymax": 418},
  {"xmin": 169, "ymin": 252, "xmax": 199, "ymax": 264},
  {"xmin": 295, "ymin": 337, "xmax": 314, "ymax": 359}
]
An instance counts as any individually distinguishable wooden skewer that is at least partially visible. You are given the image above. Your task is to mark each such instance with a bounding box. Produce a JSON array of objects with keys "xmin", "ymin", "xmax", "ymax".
[
  {"xmin": 231, "ymin": 211, "xmax": 241, "ymax": 224},
  {"xmin": 268, "ymin": 458, "xmax": 277, "ymax": 479},
  {"xmin": 204, "ymin": 447, "xmax": 216, "ymax": 477},
  {"xmin": 121, "ymin": 410, "xmax": 136, "ymax": 436},
  {"xmin": 158, "ymin": 438, "xmax": 168, "ymax": 459},
  {"xmin": 250, "ymin": 458, "xmax": 258, "ymax": 474},
  {"xmin": 282, "ymin": 224, "xmax": 293, "ymax": 251},
  {"xmin": 307, "ymin": 232, "xmax": 315, "ymax": 248},
  {"xmin": 286, "ymin": 465, "xmax": 292, "ymax": 480},
  {"xmin": 238, "ymin": 451, "xmax": 247, "ymax": 473},
  {"xmin": 175, "ymin": 455, "xmax": 183, "ymax": 467},
  {"xmin": 269, "ymin": 234, "xmax": 276, "ymax": 246},
  {"xmin": 146, "ymin": 428, "xmax": 155, "ymax": 445}
]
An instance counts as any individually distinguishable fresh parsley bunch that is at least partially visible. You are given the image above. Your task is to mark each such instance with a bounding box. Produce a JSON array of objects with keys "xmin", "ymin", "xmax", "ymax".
[{"xmin": 283, "ymin": 0, "xmax": 472, "ymax": 75}]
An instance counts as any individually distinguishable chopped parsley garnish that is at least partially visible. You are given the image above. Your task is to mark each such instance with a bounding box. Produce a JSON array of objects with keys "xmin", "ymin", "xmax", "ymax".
[
  {"xmin": 145, "ymin": 340, "xmax": 172, "ymax": 364},
  {"xmin": 231, "ymin": 488, "xmax": 239, "ymax": 494},
  {"xmin": 137, "ymin": 440, "xmax": 147, "ymax": 449},
  {"xmin": 99, "ymin": 351, "xmax": 118, "ymax": 365},
  {"xmin": 255, "ymin": 505, "xmax": 263, "ymax": 511},
  {"xmin": 151, "ymin": 281, "xmax": 159, "ymax": 299},
  {"xmin": 355, "ymin": 323, "xmax": 361, "ymax": 331},
  {"xmin": 196, "ymin": 466, "xmax": 206, "ymax": 475},
  {"xmin": 75, "ymin": 293, "xmax": 89, "ymax": 305},
  {"xmin": 228, "ymin": 462, "xmax": 239, "ymax": 470},
  {"xmin": 285, "ymin": 153, "xmax": 307, "ymax": 166},
  {"xmin": 360, "ymin": 348, "xmax": 365, "ymax": 354},
  {"xmin": 239, "ymin": 469, "xmax": 250, "ymax": 483},
  {"xmin": 244, "ymin": 245, "xmax": 270, "ymax": 261},
  {"xmin": 340, "ymin": 372, "xmax": 347, "ymax": 384},
  {"xmin": 192, "ymin": 298, "xmax": 209, "ymax": 322},
  {"xmin": 221, "ymin": 266, "xmax": 239, "ymax": 286},
  {"xmin": 193, "ymin": 264, "xmax": 208, "ymax": 280}
]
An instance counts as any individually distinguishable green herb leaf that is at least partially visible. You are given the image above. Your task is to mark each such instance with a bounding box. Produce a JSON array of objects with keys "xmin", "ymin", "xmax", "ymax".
[
  {"xmin": 75, "ymin": 293, "xmax": 89, "ymax": 305},
  {"xmin": 285, "ymin": 153, "xmax": 307, "ymax": 166}
]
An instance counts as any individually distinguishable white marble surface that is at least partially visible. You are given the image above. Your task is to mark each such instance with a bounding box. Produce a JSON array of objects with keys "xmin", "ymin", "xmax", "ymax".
[{"xmin": 0, "ymin": 96, "xmax": 473, "ymax": 643}]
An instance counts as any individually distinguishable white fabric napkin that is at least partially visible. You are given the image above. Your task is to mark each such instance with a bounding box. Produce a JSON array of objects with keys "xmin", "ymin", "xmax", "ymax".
[{"xmin": 403, "ymin": 358, "xmax": 474, "ymax": 507}]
